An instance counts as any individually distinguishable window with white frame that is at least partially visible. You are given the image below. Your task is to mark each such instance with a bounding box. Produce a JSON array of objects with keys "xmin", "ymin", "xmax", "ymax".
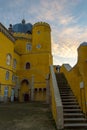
[
  {"xmin": 4, "ymin": 87, "xmax": 8, "ymax": 96},
  {"xmin": 13, "ymin": 59, "xmax": 17, "ymax": 69},
  {"xmin": 6, "ymin": 71, "xmax": 9, "ymax": 80},
  {"xmin": 6, "ymin": 54, "xmax": 12, "ymax": 65},
  {"xmin": 26, "ymin": 43, "xmax": 32, "ymax": 51},
  {"xmin": 12, "ymin": 75, "xmax": 15, "ymax": 82}
]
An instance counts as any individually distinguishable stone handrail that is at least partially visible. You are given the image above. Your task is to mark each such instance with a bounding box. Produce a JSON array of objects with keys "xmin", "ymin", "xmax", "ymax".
[{"xmin": 50, "ymin": 65, "xmax": 64, "ymax": 129}]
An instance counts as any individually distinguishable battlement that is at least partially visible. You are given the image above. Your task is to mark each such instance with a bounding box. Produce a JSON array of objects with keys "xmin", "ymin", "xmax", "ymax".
[
  {"xmin": 33, "ymin": 22, "xmax": 51, "ymax": 29},
  {"xmin": 13, "ymin": 33, "xmax": 32, "ymax": 40}
]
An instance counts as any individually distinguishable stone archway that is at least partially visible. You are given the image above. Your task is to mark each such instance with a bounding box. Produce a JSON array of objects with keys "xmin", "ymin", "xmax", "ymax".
[{"xmin": 19, "ymin": 79, "xmax": 30, "ymax": 102}]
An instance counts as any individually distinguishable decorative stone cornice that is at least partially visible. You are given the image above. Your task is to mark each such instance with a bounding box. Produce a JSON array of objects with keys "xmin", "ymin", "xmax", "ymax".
[{"xmin": 0, "ymin": 22, "xmax": 15, "ymax": 43}]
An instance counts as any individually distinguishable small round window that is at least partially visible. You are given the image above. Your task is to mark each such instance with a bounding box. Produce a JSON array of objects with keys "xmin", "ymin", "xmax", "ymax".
[{"xmin": 36, "ymin": 44, "xmax": 41, "ymax": 49}]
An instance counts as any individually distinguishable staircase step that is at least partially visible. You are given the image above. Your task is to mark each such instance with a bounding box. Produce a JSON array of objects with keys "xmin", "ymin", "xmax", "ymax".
[
  {"xmin": 60, "ymin": 90, "xmax": 72, "ymax": 92},
  {"xmin": 58, "ymin": 85, "xmax": 71, "ymax": 90},
  {"xmin": 64, "ymin": 123, "xmax": 87, "ymax": 128},
  {"xmin": 63, "ymin": 102, "xmax": 78, "ymax": 105},
  {"xmin": 64, "ymin": 109, "xmax": 82, "ymax": 113},
  {"xmin": 60, "ymin": 93, "xmax": 73, "ymax": 95},
  {"xmin": 63, "ymin": 105, "xmax": 80, "ymax": 109},
  {"xmin": 62, "ymin": 98, "xmax": 77, "ymax": 101},
  {"xmin": 59, "ymin": 88, "xmax": 71, "ymax": 90},
  {"xmin": 57, "ymin": 82, "xmax": 67, "ymax": 84},
  {"xmin": 64, "ymin": 118, "xmax": 87, "ymax": 123},
  {"xmin": 59, "ymin": 89, "xmax": 71, "ymax": 91},
  {"xmin": 60, "ymin": 94, "xmax": 75, "ymax": 98},
  {"xmin": 56, "ymin": 73, "xmax": 87, "ymax": 129},
  {"xmin": 61, "ymin": 96, "xmax": 76, "ymax": 99},
  {"xmin": 64, "ymin": 113, "xmax": 84, "ymax": 118}
]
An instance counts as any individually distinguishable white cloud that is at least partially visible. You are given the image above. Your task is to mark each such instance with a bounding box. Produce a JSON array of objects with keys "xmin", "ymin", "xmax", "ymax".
[{"xmin": 0, "ymin": 0, "xmax": 86, "ymax": 66}]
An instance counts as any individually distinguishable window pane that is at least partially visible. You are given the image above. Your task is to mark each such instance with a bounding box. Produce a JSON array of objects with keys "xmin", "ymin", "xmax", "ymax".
[
  {"xmin": 7, "ymin": 54, "xmax": 11, "ymax": 65},
  {"xmin": 26, "ymin": 62, "xmax": 30, "ymax": 69},
  {"xmin": 13, "ymin": 59, "xmax": 17, "ymax": 68},
  {"xmin": 26, "ymin": 43, "xmax": 32, "ymax": 51},
  {"xmin": 6, "ymin": 71, "xmax": 9, "ymax": 80},
  {"xmin": 4, "ymin": 87, "xmax": 8, "ymax": 96}
]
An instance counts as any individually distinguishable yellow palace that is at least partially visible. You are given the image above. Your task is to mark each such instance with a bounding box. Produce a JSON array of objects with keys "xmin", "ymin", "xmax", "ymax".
[
  {"xmin": 1, "ymin": 19, "xmax": 87, "ymax": 129},
  {"xmin": 0, "ymin": 19, "xmax": 53, "ymax": 102}
]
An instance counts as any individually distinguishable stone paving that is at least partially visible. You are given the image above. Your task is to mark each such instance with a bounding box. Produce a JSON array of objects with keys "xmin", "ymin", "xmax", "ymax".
[{"xmin": 0, "ymin": 102, "xmax": 57, "ymax": 130}]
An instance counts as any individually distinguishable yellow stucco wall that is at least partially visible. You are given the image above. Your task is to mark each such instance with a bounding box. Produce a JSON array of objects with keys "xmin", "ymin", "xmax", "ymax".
[
  {"xmin": 60, "ymin": 44, "xmax": 87, "ymax": 114},
  {"xmin": 0, "ymin": 32, "xmax": 14, "ymax": 99},
  {"xmin": 0, "ymin": 21, "xmax": 53, "ymax": 102}
]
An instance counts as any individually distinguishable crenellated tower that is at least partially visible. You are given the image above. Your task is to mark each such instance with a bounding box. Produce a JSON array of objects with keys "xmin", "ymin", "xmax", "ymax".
[{"xmin": 32, "ymin": 22, "xmax": 51, "ymax": 53}]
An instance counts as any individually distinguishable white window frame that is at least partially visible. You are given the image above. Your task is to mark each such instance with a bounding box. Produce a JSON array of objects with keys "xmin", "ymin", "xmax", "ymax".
[
  {"xmin": 4, "ymin": 86, "xmax": 8, "ymax": 96},
  {"xmin": 6, "ymin": 54, "xmax": 12, "ymax": 65},
  {"xmin": 13, "ymin": 59, "xmax": 17, "ymax": 69},
  {"xmin": 6, "ymin": 71, "xmax": 9, "ymax": 80},
  {"xmin": 12, "ymin": 75, "xmax": 15, "ymax": 82},
  {"xmin": 26, "ymin": 43, "xmax": 32, "ymax": 51}
]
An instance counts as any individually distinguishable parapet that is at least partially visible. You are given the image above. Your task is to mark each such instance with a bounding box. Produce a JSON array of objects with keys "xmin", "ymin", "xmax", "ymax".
[
  {"xmin": 33, "ymin": 22, "xmax": 51, "ymax": 30},
  {"xmin": 13, "ymin": 33, "xmax": 32, "ymax": 40}
]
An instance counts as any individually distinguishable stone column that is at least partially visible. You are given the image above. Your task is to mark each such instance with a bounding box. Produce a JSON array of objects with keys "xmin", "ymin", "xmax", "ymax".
[{"xmin": 31, "ymin": 75, "xmax": 34, "ymax": 101}]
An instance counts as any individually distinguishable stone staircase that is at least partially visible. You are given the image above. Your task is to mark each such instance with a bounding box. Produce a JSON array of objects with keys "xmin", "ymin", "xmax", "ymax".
[{"xmin": 56, "ymin": 73, "xmax": 87, "ymax": 129}]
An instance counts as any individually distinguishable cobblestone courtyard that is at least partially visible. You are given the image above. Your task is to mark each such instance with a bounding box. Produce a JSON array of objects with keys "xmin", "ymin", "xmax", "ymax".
[{"xmin": 0, "ymin": 102, "xmax": 56, "ymax": 130}]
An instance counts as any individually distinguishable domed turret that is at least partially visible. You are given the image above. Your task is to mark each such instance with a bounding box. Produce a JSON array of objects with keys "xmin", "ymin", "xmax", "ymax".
[{"xmin": 12, "ymin": 19, "xmax": 32, "ymax": 34}]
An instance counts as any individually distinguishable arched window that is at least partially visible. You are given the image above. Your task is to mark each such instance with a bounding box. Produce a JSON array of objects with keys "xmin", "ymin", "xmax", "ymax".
[
  {"xmin": 6, "ymin": 71, "xmax": 9, "ymax": 80},
  {"xmin": 13, "ymin": 59, "xmax": 17, "ymax": 68},
  {"xmin": 26, "ymin": 43, "xmax": 32, "ymax": 51},
  {"xmin": 26, "ymin": 62, "xmax": 30, "ymax": 69},
  {"xmin": 6, "ymin": 54, "xmax": 12, "ymax": 65}
]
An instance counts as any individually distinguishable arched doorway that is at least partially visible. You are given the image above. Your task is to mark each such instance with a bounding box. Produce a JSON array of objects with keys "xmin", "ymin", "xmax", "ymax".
[{"xmin": 20, "ymin": 79, "xmax": 30, "ymax": 102}]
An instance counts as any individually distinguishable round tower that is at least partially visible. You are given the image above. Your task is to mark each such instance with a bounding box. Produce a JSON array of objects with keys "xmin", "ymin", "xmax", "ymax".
[
  {"xmin": 78, "ymin": 42, "xmax": 87, "ymax": 62},
  {"xmin": 78, "ymin": 42, "xmax": 87, "ymax": 76},
  {"xmin": 32, "ymin": 22, "xmax": 51, "ymax": 53}
]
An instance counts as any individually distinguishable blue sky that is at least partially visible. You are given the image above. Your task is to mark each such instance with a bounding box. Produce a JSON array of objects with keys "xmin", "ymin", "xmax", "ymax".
[{"xmin": 0, "ymin": 0, "xmax": 87, "ymax": 66}]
